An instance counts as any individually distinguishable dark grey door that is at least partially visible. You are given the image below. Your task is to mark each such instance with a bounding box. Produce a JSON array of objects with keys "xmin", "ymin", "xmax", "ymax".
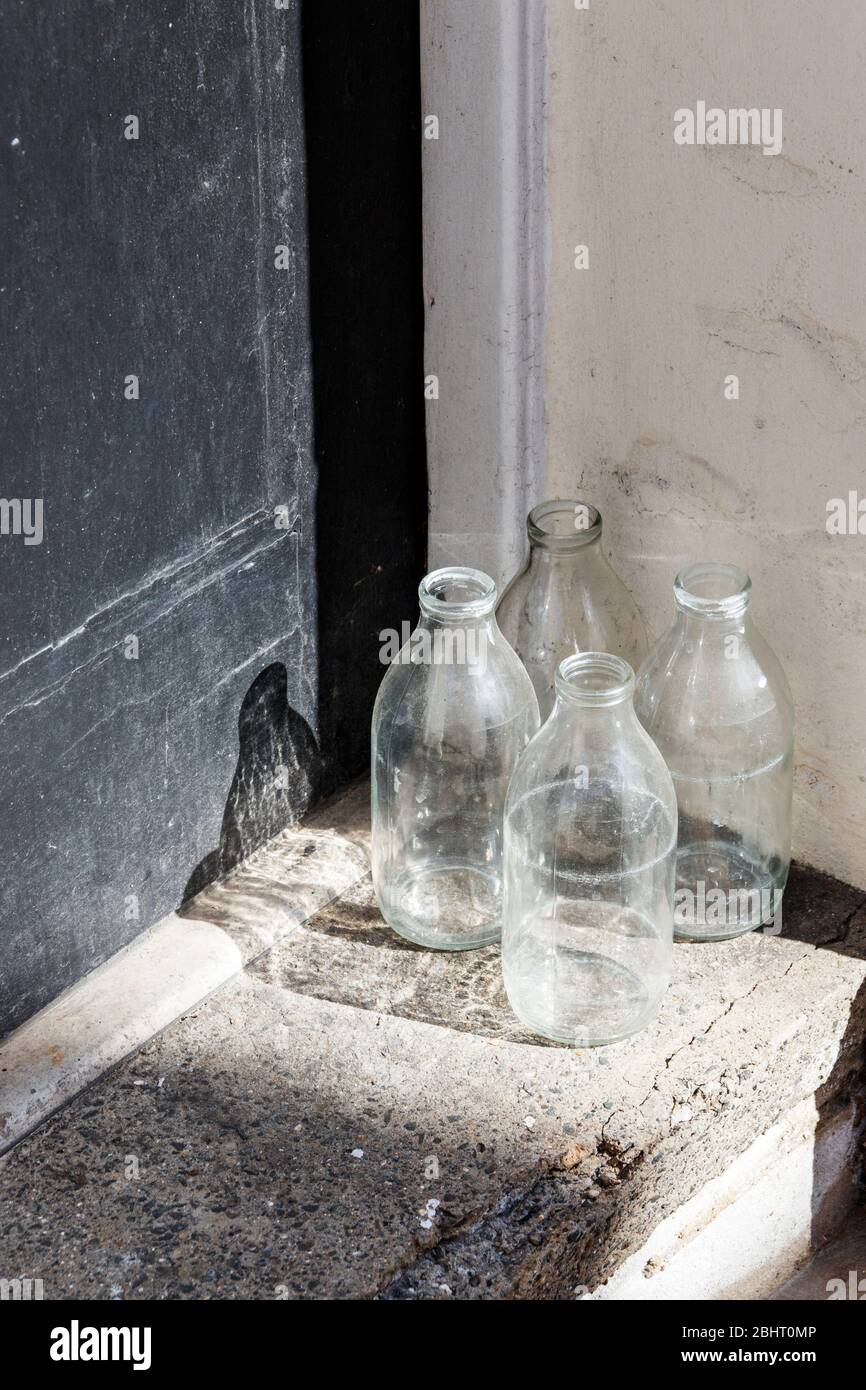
[{"xmin": 0, "ymin": 0, "xmax": 425, "ymax": 1036}]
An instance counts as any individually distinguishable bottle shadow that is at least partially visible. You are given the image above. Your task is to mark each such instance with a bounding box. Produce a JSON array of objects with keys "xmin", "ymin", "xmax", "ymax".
[{"xmin": 180, "ymin": 662, "xmax": 321, "ymax": 904}]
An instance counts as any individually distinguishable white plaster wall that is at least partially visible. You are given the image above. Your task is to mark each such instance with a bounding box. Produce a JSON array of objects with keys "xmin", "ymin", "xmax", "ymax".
[
  {"xmin": 545, "ymin": 0, "xmax": 866, "ymax": 887},
  {"xmin": 425, "ymin": 0, "xmax": 866, "ymax": 888}
]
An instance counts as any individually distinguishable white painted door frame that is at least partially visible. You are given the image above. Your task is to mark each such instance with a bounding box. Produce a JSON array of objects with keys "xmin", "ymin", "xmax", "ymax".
[{"xmin": 421, "ymin": 0, "xmax": 550, "ymax": 590}]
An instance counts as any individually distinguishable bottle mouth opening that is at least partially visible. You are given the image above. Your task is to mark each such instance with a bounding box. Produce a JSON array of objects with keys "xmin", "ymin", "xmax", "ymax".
[
  {"xmin": 674, "ymin": 562, "xmax": 751, "ymax": 617},
  {"xmin": 419, "ymin": 567, "xmax": 497, "ymax": 617},
  {"xmin": 528, "ymin": 499, "xmax": 602, "ymax": 549},
  {"xmin": 555, "ymin": 652, "xmax": 635, "ymax": 707}
]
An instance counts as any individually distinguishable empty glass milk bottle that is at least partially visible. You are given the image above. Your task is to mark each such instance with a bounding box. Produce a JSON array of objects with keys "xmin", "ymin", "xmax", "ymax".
[
  {"xmin": 634, "ymin": 563, "xmax": 794, "ymax": 941},
  {"xmin": 502, "ymin": 653, "xmax": 677, "ymax": 1046},
  {"xmin": 498, "ymin": 500, "xmax": 648, "ymax": 719},
  {"xmin": 372, "ymin": 568, "xmax": 540, "ymax": 951}
]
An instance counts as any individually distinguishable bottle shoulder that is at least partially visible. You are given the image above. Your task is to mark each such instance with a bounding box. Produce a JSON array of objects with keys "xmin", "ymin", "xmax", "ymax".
[
  {"xmin": 373, "ymin": 626, "xmax": 539, "ymax": 727},
  {"xmin": 634, "ymin": 618, "xmax": 794, "ymax": 740},
  {"xmin": 508, "ymin": 708, "xmax": 677, "ymax": 811},
  {"xmin": 497, "ymin": 553, "xmax": 649, "ymax": 668}
]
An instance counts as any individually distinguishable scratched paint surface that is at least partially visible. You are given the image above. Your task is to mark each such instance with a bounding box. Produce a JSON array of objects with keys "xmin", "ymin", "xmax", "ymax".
[
  {"xmin": 0, "ymin": 0, "xmax": 315, "ymax": 1037},
  {"xmin": 0, "ymin": 0, "xmax": 425, "ymax": 1037}
]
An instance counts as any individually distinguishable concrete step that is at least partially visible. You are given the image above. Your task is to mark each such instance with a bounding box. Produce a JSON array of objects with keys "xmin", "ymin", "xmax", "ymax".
[{"xmin": 0, "ymin": 781, "xmax": 864, "ymax": 1299}]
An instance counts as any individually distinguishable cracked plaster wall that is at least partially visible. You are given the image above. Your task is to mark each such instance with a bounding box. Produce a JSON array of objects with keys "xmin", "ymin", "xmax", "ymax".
[
  {"xmin": 544, "ymin": 1, "xmax": 866, "ymax": 888},
  {"xmin": 424, "ymin": 0, "xmax": 865, "ymax": 885}
]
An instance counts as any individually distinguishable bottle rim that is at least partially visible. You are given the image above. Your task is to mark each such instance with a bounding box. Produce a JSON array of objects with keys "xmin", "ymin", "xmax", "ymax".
[
  {"xmin": 554, "ymin": 651, "xmax": 635, "ymax": 707},
  {"xmin": 419, "ymin": 566, "xmax": 497, "ymax": 618},
  {"xmin": 528, "ymin": 499, "xmax": 602, "ymax": 550},
  {"xmin": 674, "ymin": 562, "xmax": 751, "ymax": 617}
]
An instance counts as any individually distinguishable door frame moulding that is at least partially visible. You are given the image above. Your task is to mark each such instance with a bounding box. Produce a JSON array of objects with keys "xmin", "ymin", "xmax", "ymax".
[{"xmin": 421, "ymin": 0, "xmax": 550, "ymax": 588}]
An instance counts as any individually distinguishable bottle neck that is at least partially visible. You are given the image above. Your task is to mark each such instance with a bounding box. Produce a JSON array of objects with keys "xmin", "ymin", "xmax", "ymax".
[
  {"xmin": 417, "ymin": 566, "xmax": 498, "ymax": 628},
  {"xmin": 525, "ymin": 499, "xmax": 604, "ymax": 561},
  {"xmin": 550, "ymin": 652, "xmax": 638, "ymax": 727},
  {"xmin": 672, "ymin": 561, "xmax": 752, "ymax": 636},
  {"xmin": 550, "ymin": 692, "xmax": 639, "ymax": 735},
  {"xmin": 674, "ymin": 604, "xmax": 750, "ymax": 638},
  {"xmin": 418, "ymin": 608, "xmax": 497, "ymax": 634},
  {"xmin": 528, "ymin": 530, "xmax": 605, "ymax": 566}
]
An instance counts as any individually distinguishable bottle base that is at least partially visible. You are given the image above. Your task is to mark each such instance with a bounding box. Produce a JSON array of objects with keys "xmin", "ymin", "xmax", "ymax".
[
  {"xmin": 674, "ymin": 840, "xmax": 786, "ymax": 942},
  {"xmin": 503, "ymin": 902, "xmax": 669, "ymax": 1046},
  {"xmin": 506, "ymin": 953, "xmax": 662, "ymax": 1047},
  {"xmin": 380, "ymin": 863, "xmax": 502, "ymax": 952}
]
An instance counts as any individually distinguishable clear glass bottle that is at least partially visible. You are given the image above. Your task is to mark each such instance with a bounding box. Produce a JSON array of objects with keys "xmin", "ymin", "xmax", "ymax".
[
  {"xmin": 502, "ymin": 653, "xmax": 676, "ymax": 1046},
  {"xmin": 498, "ymin": 499, "xmax": 649, "ymax": 720},
  {"xmin": 634, "ymin": 563, "xmax": 794, "ymax": 941},
  {"xmin": 372, "ymin": 567, "xmax": 540, "ymax": 951}
]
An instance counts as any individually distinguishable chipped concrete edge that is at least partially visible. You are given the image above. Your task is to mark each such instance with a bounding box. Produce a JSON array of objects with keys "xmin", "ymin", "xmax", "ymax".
[{"xmin": 0, "ymin": 781, "xmax": 371, "ymax": 1157}]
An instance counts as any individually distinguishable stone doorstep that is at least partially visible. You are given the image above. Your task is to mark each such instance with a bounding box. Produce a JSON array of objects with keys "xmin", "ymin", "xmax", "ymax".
[
  {"xmin": 580, "ymin": 1099, "xmax": 858, "ymax": 1300},
  {"xmin": 0, "ymin": 779, "xmax": 865, "ymax": 1299},
  {"xmin": 0, "ymin": 780, "xmax": 372, "ymax": 1156}
]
